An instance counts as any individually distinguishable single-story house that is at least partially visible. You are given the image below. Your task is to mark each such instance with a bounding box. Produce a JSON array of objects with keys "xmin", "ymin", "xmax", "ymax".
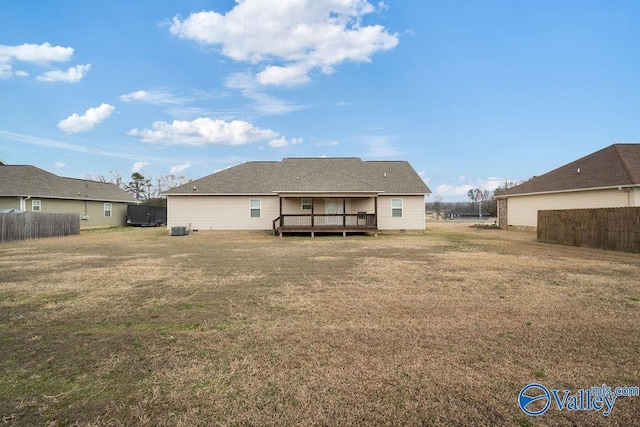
[
  {"xmin": 446, "ymin": 208, "xmax": 490, "ymax": 220},
  {"xmin": 0, "ymin": 164, "xmax": 138, "ymax": 228},
  {"xmin": 496, "ymin": 143, "xmax": 640, "ymax": 228},
  {"xmin": 164, "ymin": 157, "xmax": 431, "ymax": 235}
]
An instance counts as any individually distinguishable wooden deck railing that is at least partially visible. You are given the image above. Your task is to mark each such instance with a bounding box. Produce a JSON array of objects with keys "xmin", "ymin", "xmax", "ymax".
[{"xmin": 273, "ymin": 213, "xmax": 377, "ymax": 234}]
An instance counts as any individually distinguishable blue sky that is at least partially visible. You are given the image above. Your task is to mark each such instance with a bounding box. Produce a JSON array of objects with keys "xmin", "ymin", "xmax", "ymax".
[{"xmin": 1, "ymin": 0, "xmax": 639, "ymax": 201}]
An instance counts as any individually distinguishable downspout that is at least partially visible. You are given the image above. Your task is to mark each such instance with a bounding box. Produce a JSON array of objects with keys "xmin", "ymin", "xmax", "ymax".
[
  {"xmin": 19, "ymin": 196, "xmax": 30, "ymax": 211},
  {"xmin": 619, "ymin": 186, "xmax": 632, "ymax": 207}
]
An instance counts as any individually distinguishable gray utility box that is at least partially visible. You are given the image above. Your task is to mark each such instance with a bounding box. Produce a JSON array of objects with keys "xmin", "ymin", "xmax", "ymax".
[{"xmin": 171, "ymin": 226, "xmax": 188, "ymax": 236}]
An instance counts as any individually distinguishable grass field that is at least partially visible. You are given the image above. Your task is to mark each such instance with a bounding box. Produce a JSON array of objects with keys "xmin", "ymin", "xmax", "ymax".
[{"xmin": 1, "ymin": 222, "xmax": 639, "ymax": 426}]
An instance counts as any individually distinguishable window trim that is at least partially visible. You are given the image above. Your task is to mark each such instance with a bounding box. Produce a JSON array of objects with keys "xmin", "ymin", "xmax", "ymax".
[
  {"xmin": 104, "ymin": 202, "xmax": 112, "ymax": 217},
  {"xmin": 301, "ymin": 198, "xmax": 312, "ymax": 211},
  {"xmin": 250, "ymin": 198, "xmax": 261, "ymax": 218},
  {"xmin": 391, "ymin": 198, "xmax": 403, "ymax": 218},
  {"xmin": 32, "ymin": 199, "xmax": 41, "ymax": 212}
]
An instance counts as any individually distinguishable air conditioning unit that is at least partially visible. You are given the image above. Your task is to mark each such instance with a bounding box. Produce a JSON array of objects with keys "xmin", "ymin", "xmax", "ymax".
[{"xmin": 171, "ymin": 226, "xmax": 188, "ymax": 236}]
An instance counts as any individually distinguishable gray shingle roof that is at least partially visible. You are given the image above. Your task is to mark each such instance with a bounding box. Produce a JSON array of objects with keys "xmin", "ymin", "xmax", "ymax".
[
  {"xmin": 498, "ymin": 144, "xmax": 640, "ymax": 197},
  {"xmin": 166, "ymin": 158, "xmax": 431, "ymax": 195},
  {"xmin": 0, "ymin": 165, "xmax": 137, "ymax": 203}
]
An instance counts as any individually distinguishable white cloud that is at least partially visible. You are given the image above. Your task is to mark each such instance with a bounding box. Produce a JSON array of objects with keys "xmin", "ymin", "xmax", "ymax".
[
  {"xmin": 57, "ymin": 103, "xmax": 115, "ymax": 133},
  {"xmin": 170, "ymin": 0, "xmax": 398, "ymax": 86},
  {"xmin": 483, "ymin": 177, "xmax": 506, "ymax": 192},
  {"xmin": 54, "ymin": 162, "xmax": 68, "ymax": 168},
  {"xmin": 436, "ymin": 177, "xmax": 506, "ymax": 198},
  {"xmin": 132, "ymin": 161, "xmax": 149, "ymax": 173},
  {"xmin": 0, "ymin": 63, "xmax": 12, "ymax": 79},
  {"xmin": 362, "ymin": 135, "xmax": 401, "ymax": 158},
  {"xmin": 0, "ymin": 42, "xmax": 77, "ymax": 79},
  {"xmin": 170, "ymin": 163, "xmax": 191, "ymax": 174},
  {"xmin": 312, "ymin": 140, "xmax": 339, "ymax": 147},
  {"xmin": 436, "ymin": 184, "xmax": 475, "ymax": 197},
  {"xmin": 269, "ymin": 136, "xmax": 303, "ymax": 148},
  {"xmin": 37, "ymin": 64, "xmax": 91, "ymax": 83},
  {"xmin": 0, "ymin": 130, "xmax": 166, "ymax": 162},
  {"xmin": 119, "ymin": 89, "xmax": 188, "ymax": 105},
  {"xmin": 225, "ymin": 72, "xmax": 307, "ymax": 115},
  {"xmin": 0, "ymin": 42, "xmax": 73, "ymax": 63},
  {"xmin": 128, "ymin": 117, "xmax": 292, "ymax": 147},
  {"xmin": 256, "ymin": 64, "xmax": 311, "ymax": 87}
]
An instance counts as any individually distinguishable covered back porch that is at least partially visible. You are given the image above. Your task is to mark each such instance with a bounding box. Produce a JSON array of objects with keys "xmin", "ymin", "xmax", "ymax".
[{"xmin": 272, "ymin": 193, "xmax": 379, "ymax": 237}]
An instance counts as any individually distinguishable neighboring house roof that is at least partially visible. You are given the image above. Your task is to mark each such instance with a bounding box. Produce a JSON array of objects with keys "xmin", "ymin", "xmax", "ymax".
[
  {"xmin": 497, "ymin": 144, "xmax": 640, "ymax": 198},
  {"xmin": 0, "ymin": 165, "xmax": 137, "ymax": 203},
  {"xmin": 165, "ymin": 157, "xmax": 431, "ymax": 195},
  {"xmin": 447, "ymin": 208, "xmax": 489, "ymax": 216}
]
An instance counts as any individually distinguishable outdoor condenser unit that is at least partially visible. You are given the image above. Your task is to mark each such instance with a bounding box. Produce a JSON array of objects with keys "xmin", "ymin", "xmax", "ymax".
[{"xmin": 171, "ymin": 226, "xmax": 188, "ymax": 236}]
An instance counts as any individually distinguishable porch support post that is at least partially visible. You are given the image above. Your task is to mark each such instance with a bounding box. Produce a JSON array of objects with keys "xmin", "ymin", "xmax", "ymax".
[
  {"xmin": 374, "ymin": 196, "xmax": 378, "ymax": 227},
  {"xmin": 342, "ymin": 198, "xmax": 346, "ymax": 228},
  {"xmin": 279, "ymin": 196, "xmax": 283, "ymax": 228},
  {"xmin": 311, "ymin": 197, "xmax": 314, "ymax": 228}
]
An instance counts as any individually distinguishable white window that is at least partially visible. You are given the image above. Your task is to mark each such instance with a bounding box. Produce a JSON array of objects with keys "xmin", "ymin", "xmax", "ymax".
[
  {"xmin": 391, "ymin": 198, "xmax": 403, "ymax": 218},
  {"xmin": 32, "ymin": 200, "xmax": 41, "ymax": 212},
  {"xmin": 301, "ymin": 198, "xmax": 312, "ymax": 211},
  {"xmin": 250, "ymin": 199, "xmax": 261, "ymax": 218},
  {"xmin": 104, "ymin": 203, "xmax": 112, "ymax": 217}
]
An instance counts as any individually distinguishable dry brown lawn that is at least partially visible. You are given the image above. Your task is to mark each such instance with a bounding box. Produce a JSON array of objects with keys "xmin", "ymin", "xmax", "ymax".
[{"xmin": 1, "ymin": 222, "xmax": 639, "ymax": 426}]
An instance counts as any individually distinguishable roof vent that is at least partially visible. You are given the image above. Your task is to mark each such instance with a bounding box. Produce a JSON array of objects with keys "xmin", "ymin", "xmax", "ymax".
[
  {"xmin": 577, "ymin": 168, "xmax": 581, "ymax": 174},
  {"xmin": 383, "ymin": 172, "xmax": 387, "ymax": 178},
  {"xmin": 193, "ymin": 185, "xmax": 197, "ymax": 191}
]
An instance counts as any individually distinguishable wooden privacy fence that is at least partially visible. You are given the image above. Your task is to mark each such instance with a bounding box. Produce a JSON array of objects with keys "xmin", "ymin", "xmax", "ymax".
[
  {"xmin": 537, "ymin": 207, "xmax": 640, "ymax": 252},
  {"xmin": 0, "ymin": 212, "xmax": 80, "ymax": 242}
]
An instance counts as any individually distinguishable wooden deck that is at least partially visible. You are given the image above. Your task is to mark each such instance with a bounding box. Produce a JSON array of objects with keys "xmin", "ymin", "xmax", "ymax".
[{"xmin": 273, "ymin": 213, "xmax": 377, "ymax": 236}]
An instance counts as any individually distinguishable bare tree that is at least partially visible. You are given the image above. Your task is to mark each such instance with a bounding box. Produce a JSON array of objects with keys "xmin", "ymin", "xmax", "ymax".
[
  {"xmin": 84, "ymin": 170, "xmax": 125, "ymax": 189},
  {"xmin": 467, "ymin": 188, "xmax": 490, "ymax": 208},
  {"xmin": 124, "ymin": 172, "xmax": 150, "ymax": 201},
  {"xmin": 156, "ymin": 174, "xmax": 190, "ymax": 194},
  {"xmin": 86, "ymin": 170, "xmax": 190, "ymax": 203},
  {"xmin": 432, "ymin": 195, "xmax": 444, "ymax": 220}
]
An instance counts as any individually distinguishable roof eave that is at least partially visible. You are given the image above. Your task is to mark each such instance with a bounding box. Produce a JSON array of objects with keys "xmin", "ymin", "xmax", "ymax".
[
  {"xmin": 0, "ymin": 194, "xmax": 136, "ymax": 203},
  {"xmin": 273, "ymin": 190, "xmax": 384, "ymax": 195},
  {"xmin": 164, "ymin": 192, "xmax": 276, "ymax": 197},
  {"xmin": 495, "ymin": 184, "xmax": 640, "ymax": 199}
]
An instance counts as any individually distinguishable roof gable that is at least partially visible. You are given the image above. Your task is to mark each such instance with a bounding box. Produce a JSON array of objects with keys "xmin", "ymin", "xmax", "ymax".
[
  {"xmin": 499, "ymin": 144, "xmax": 640, "ymax": 197},
  {"xmin": 166, "ymin": 158, "xmax": 431, "ymax": 195},
  {"xmin": 0, "ymin": 165, "xmax": 137, "ymax": 203}
]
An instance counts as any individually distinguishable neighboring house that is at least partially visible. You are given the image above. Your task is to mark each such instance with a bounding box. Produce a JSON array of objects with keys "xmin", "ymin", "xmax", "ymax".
[
  {"xmin": 446, "ymin": 208, "xmax": 490, "ymax": 220},
  {"xmin": 164, "ymin": 157, "xmax": 431, "ymax": 235},
  {"xmin": 496, "ymin": 144, "xmax": 640, "ymax": 228},
  {"xmin": 0, "ymin": 164, "xmax": 138, "ymax": 228}
]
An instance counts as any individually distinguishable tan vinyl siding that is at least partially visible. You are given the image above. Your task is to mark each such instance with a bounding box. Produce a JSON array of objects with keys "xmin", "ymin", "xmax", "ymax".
[
  {"xmin": 167, "ymin": 195, "xmax": 279, "ymax": 230},
  {"xmin": 631, "ymin": 188, "xmax": 640, "ymax": 206},
  {"xmin": 0, "ymin": 197, "xmax": 127, "ymax": 227},
  {"xmin": 168, "ymin": 195, "xmax": 426, "ymax": 231},
  {"xmin": 377, "ymin": 195, "xmax": 425, "ymax": 230},
  {"xmin": 281, "ymin": 197, "xmax": 313, "ymax": 214},
  {"xmin": 507, "ymin": 188, "xmax": 638, "ymax": 227},
  {"xmin": 350, "ymin": 198, "xmax": 375, "ymax": 214},
  {"xmin": 0, "ymin": 197, "xmax": 20, "ymax": 210},
  {"xmin": 48, "ymin": 199, "xmax": 127, "ymax": 228},
  {"xmin": 280, "ymin": 197, "xmax": 375, "ymax": 215}
]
